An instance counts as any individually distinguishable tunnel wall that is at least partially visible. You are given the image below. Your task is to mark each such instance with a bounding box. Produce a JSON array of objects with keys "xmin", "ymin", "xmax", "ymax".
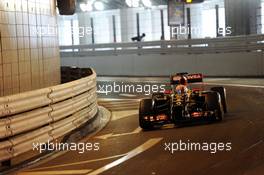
[
  {"xmin": 224, "ymin": 0, "xmax": 260, "ymax": 35},
  {"xmin": 61, "ymin": 52, "xmax": 264, "ymax": 77},
  {"xmin": 0, "ymin": 0, "xmax": 61, "ymax": 97}
]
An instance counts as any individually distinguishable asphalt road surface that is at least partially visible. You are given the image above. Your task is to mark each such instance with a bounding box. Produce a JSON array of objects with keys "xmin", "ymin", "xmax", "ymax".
[{"xmin": 14, "ymin": 79, "xmax": 264, "ymax": 175}]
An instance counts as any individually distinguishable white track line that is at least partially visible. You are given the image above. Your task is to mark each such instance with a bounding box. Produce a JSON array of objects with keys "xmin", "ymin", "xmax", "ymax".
[
  {"xmin": 242, "ymin": 140, "xmax": 264, "ymax": 153},
  {"xmin": 29, "ymin": 154, "xmax": 127, "ymax": 171},
  {"xmin": 95, "ymin": 127, "xmax": 142, "ymax": 140},
  {"xmin": 205, "ymin": 83, "xmax": 264, "ymax": 89},
  {"xmin": 18, "ymin": 169, "xmax": 92, "ymax": 175},
  {"xmin": 87, "ymin": 138, "xmax": 163, "ymax": 175}
]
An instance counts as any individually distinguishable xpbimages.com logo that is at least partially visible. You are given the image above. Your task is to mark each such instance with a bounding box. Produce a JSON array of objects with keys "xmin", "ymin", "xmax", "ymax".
[
  {"xmin": 33, "ymin": 140, "xmax": 100, "ymax": 154},
  {"xmin": 34, "ymin": 25, "xmax": 93, "ymax": 37},
  {"xmin": 164, "ymin": 140, "xmax": 232, "ymax": 154},
  {"xmin": 97, "ymin": 82, "xmax": 166, "ymax": 95}
]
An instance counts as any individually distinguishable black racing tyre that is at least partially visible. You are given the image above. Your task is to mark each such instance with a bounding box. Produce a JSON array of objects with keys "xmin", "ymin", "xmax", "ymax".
[
  {"xmin": 206, "ymin": 91, "xmax": 223, "ymax": 121},
  {"xmin": 152, "ymin": 93, "xmax": 162, "ymax": 108},
  {"xmin": 211, "ymin": 87, "xmax": 227, "ymax": 113},
  {"xmin": 152, "ymin": 92, "xmax": 165, "ymax": 98},
  {"xmin": 172, "ymin": 106, "xmax": 183, "ymax": 124},
  {"xmin": 139, "ymin": 99, "xmax": 154, "ymax": 130}
]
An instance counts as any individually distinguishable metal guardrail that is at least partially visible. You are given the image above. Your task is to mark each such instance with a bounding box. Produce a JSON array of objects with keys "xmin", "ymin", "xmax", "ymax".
[
  {"xmin": 60, "ymin": 34, "xmax": 264, "ymax": 57},
  {"xmin": 0, "ymin": 70, "xmax": 97, "ymax": 163}
]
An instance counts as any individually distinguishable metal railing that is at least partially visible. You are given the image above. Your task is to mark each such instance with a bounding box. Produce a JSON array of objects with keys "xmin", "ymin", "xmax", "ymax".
[
  {"xmin": 0, "ymin": 70, "xmax": 97, "ymax": 163},
  {"xmin": 60, "ymin": 34, "xmax": 264, "ymax": 57}
]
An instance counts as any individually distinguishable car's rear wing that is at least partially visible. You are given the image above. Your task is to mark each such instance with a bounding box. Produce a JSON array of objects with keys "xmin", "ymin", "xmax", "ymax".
[{"xmin": 170, "ymin": 73, "xmax": 203, "ymax": 84}]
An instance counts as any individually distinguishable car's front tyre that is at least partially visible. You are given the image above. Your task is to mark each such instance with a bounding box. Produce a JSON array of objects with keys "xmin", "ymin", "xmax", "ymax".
[
  {"xmin": 205, "ymin": 91, "xmax": 223, "ymax": 122},
  {"xmin": 211, "ymin": 86, "xmax": 227, "ymax": 113},
  {"xmin": 139, "ymin": 99, "xmax": 154, "ymax": 130}
]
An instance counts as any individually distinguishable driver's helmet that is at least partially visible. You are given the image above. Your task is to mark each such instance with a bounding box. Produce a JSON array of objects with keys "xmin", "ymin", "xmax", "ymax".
[
  {"xmin": 176, "ymin": 76, "xmax": 188, "ymax": 95},
  {"xmin": 179, "ymin": 76, "xmax": 188, "ymax": 86}
]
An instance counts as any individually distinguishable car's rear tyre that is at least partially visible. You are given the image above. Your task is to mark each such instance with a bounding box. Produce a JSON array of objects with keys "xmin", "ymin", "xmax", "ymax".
[
  {"xmin": 211, "ymin": 87, "xmax": 227, "ymax": 113},
  {"xmin": 206, "ymin": 91, "xmax": 223, "ymax": 121},
  {"xmin": 139, "ymin": 99, "xmax": 154, "ymax": 130}
]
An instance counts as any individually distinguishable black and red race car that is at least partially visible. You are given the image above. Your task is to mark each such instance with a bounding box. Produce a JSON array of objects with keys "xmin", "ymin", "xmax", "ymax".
[{"xmin": 139, "ymin": 73, "xmax": 227, "ymax": 130}]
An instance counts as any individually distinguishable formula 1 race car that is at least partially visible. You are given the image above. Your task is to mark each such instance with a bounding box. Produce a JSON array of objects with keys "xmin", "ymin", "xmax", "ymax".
[{"xmin": 139, "ymin": 73, "xmax": 227, "ymax": 130}]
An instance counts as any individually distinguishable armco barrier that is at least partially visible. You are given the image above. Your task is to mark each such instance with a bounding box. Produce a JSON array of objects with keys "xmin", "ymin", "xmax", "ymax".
[
  {"xmin": 0, "ymin": 69, "xmax": 97, "ymax": 164},
  {"xmin": 60, "ymin": 34, "xmax": 264, "ymax": 56}
]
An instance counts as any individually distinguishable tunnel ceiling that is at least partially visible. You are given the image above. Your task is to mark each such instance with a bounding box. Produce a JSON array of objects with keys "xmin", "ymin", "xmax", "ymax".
[
  {"xmin": 75, "ymin": 0, "xmax": 215, "ymax": 12},
  {"xmin": 76, "ymin": 0, "xmax": 168, "ymax": 11}
]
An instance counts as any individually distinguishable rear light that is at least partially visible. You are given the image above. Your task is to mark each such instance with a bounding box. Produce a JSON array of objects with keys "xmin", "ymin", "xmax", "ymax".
[
  {"xmin": 144, "ymin": 114, "xmax": 168, "ymax": 121},
  {"xmin": 192, "ymin": 112, "xmax": 203, "ymax": 117},
  {"xmin": 157, "ymin": 114, "xmax": 168, "ymax": 120}
]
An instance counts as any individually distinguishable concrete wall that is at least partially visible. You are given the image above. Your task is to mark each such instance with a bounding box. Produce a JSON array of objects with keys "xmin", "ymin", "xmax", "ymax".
[
  {"xmin": 0, "ymin": 0, "xmax": 61, "ymax": 96},
  {"xmin": 61, "ymin": 52, "xmax": 264, "ymax": 77}
]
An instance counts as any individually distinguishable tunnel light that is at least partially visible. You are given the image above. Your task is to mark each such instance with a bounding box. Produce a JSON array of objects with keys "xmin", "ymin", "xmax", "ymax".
[
  {"xmin": 126, "ymin": 0, "xmax": 140, "ymax": 8},
  {"xmin": 142, "ymin": 0, "xmax": 152, "ymax": 8},
  {"xmin": 132, "ymin": 0, "xmax": 140, "ymax": 7},
  {"xmin": 80, "ymin": 2, "xmax": 93, "ymax": 12},
  {"xmin": 80, "ymin": 3, "xmax": 88, "ymax": 11},
  {"xmin": 94, "ymin": 1, "xmax": 105, "ymax": 11},
  {"xmin": 56, "ymin": 7, "xmax": 59, "ymax": 15},
  {"xmin": 87, "ymin": 2, "xmax": 93, "ymax": 11},
  {"xmin": 125, "ymin": 0, "xmax": 131, "ymax": 7}
]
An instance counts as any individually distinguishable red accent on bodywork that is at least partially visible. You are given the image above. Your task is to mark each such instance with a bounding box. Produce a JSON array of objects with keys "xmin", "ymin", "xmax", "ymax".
[
  {"xmin": 192, "ymin": 112, "xmax": 203, "ymax": 118},
  {"xmin": 164, "ymin": 90, "xmax": 172, "ymax": 94},
  {"xmin": 192, "ymin": 88, "xmax": 202, "ymax": 92}
]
